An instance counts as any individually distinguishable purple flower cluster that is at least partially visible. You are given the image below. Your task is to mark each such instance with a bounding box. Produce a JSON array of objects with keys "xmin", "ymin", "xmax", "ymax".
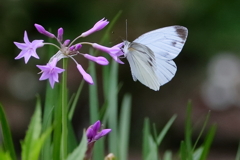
[{"xmin": 14, "ymin": 18, "xmax": 124, "ymax": 88}]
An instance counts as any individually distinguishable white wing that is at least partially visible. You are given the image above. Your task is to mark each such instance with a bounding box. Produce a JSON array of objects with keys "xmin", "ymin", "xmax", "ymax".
[
  {"xmin": 126, "ymin": 42, "xmax": 161, "ymax": 91},
  {"xmin": 133, "ymin": 26, "xmax": 188, "ymax": 60},
  {"xmin": 125, "ymin": 42, "xmax": 177, "ymax": 91}
]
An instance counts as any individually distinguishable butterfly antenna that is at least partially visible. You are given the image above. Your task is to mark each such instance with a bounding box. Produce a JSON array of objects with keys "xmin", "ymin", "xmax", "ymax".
[{"xmin": 126, "ymin": 19, "xmax": 128, "ymax": 40}]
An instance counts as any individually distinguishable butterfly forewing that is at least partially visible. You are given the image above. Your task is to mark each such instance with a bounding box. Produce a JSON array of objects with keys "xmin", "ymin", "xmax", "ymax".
[{"xmin": 133, "ymin": 26, "xmax": 188, "ymax": 60}]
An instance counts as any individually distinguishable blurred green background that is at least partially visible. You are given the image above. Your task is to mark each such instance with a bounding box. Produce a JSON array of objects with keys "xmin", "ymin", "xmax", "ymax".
[{"xmin": 1, "ymin": 0, "xmax": 240, "ymax": 159}]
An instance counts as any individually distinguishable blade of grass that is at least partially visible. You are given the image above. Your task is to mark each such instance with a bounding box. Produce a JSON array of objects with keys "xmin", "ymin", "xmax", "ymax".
[
  {"xmin": 192, "ymin": 111, "xmax": 211, "ymax": 151},
  {"xmin": 143, "ymin": 118, "xmax": 150, "ymax": 160},
  {"xmin": 68, "ymin": 81, "xmax": 84, "ymax": 120},
  {"xmin": 107, "ymin": 60, "xmax": 119, "ymax": 156},
  {"xmin": 185, "ymin": 100, "xmax": 193, "ymax": 160},
  {"xmin": 52, "ymin": 90, "xmax": 62, "ymax": 160},
  {"xmin": 163, "ymin": 151, "xmax": 172, "ymax": 160},
  {"xmin": 180, "ymin": 141, "xmax": 187, "ymax": 160},
  {"xmin": 235, "ymin": 141, "xmax": 240, "ymax": 160},
  {"xmin": 61, "ymin": 58, "xmax": 68, "ymax": 159},
  {"xmin": 0, "ymin": 103, "xmax": 16, "ymax": 160},
  {"xmin": 67, "ymin": 120, "xmax": 78, "ymax": 153},
  {"xmin": 41, "ymin": 82, "xmax": 57, "ymax": 160},
  {"xmin": 118, "ymin": 94, "xmax": 132, "ymax": 160},
  {"xmin": 146, "ymin": 135, "xmax": 158, "ymax": 160},
  {"xmin": 88, "ymin": 49, "xmax": 104, "ymax": 160},
  {"xmin": 66, "ymin": 131, "xmax": 87, "ymax": 160},
  {"xmin": 21, "ymin": 97, "xmax": 42, "ymax": 160},
  {"xmin": 157, "ymin": 115, "xmax": 177, "ymax": 146},
  {"xmin": 199, "ymin": 125, "xmax": 216, "ymax": 160}
]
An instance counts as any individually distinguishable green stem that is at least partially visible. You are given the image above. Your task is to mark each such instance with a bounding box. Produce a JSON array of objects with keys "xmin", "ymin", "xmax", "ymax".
[{"xmin": 61, "ymin": 58, "xmax": 68, "ymax": 159}]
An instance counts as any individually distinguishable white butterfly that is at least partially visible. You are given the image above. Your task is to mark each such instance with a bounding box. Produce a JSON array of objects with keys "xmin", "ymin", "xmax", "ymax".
[{"xmin": 122, "ymin": 26, "xmax": 188, "ymax": 91}]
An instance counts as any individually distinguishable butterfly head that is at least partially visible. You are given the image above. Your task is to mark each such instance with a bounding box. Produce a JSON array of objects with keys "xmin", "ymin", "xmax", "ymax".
[{"xmin": 122, "ymin": 40, "xmax": 131, "ymax": 57}]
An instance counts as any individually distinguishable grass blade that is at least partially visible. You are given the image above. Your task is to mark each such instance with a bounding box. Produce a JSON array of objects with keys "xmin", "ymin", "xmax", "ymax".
[
  {"xmin": 157, "ymin": 114, "xmax": 177, "ymax": 146},
  {"xmin": 185, "ymin": 101, "xmax": 193, "ymax": 160},
  {"xmin": 199, "ymin": 125, "xmax": 216, "ymax": 160},
  {"xmin": 192, "ymin": 111, "xmax": 211, "ymax": 151},
  {"xmin": 66, "ymin": 131, "xmax": 87, "ymax": 160},
  {"xmin": 143, "ymin": 118, "xmax": 150, "ymax": 160},
  {"xmin": 118, "ymin": 94, "xmax": 132, "ymax": 160},
  {"xmin": 235, "ymin": 141, "xmax": 240, "ymax": 160},
  {"xmin": 0, "ymin": 103, "xmax": 16, "ymax": 160},
  {"xmin": 21, "ymin": 97, "xmax": 42, "ymax": 160},
  {"xmin": 68, "ymin": 81, "xmax": 84, "ymax": 120}
]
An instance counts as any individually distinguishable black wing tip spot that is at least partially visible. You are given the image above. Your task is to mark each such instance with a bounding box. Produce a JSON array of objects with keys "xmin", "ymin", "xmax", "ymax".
[{"xmin": 174, "ymin": 26, "xmax": 188, "ymax": 40}]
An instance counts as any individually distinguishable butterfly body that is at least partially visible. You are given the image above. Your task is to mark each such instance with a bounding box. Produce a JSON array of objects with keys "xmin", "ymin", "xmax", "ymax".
[{"xmin": 123, "ymin": 25, "xmax": 188, "ymax": 91}]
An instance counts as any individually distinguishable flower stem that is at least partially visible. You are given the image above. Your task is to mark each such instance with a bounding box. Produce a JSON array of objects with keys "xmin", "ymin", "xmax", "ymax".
[{"xmin": 61, "ymin": 58, "xmax": 68, "ymax": 159}]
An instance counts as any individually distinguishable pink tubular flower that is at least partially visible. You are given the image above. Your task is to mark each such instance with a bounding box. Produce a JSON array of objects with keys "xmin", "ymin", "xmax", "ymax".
[
  {"xmin": 86, "ymin": 120, "xmax": 111, "ymax": 143},
  {"xmin": 84, "ymin": 54, "xmax": 109, "ymax": 65},
  {"xmin": 36, "ymin": 58, "xmax": 65, "ymax": 88},
  {"xmin": 81, "ymin": 18, "xmax": 109, "ymax": 37},
  {"xmin": 34, "ymin": 24, "xmax": 55, "ymax": 38},
  {"xmin": 57, "ymin": 28, "xmax": 64, "ymax": 42},
  {"xmin": 92, "ymin": 42, "xmax": 124, "ymax": 64},
  {"xmin": 14, "ymin": 31, "xmax": 44, "ymax": 64},
  {"xmin": 77, "ymin": 64, "xmax": 94, "ymax": 85}
]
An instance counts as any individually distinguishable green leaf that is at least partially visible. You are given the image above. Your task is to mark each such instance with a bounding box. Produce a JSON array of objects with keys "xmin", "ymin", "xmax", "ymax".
[
  {"xmin": 0, "ymin": 103, "xmax": 16, "ymax": 160},
  {"xmin": 21, "ymin": 98, "xmax": 42, "ymax": 160},
  {"xmin": 235, "ymin": 141, "xmax": 240, "ymax": 160},
  {"xmin": 67, "ymin": 120, "xmax": 78, "ymax": 153},
  {"xmin": 146, "ymin": 135, "xmax": 158, "ymax": 160},
  {"xmin": 179, "ymin": 141, "xmax": 187, "ymax": 160},
  {"xmin": 199, "ymin": 125, "xmax": 216, "ymax": 160},
  {"xmin": 41, "ymin": 83, "xmax": 57, "ymax": 160},
  {"xmin": 143, "ymin": 118, "xmax": 150, "ymax": 160},
  {"xmin": 185, "ymin": 101, "xmax": 193, "ymax": 160},
  {"xmin": 118, "ymin": 94, "xmax": 132, "ymax": 160},
  {"xmin": 66, "ymin": 131, "xmax": 87, "ymax": 160},
  {"xmin": 193, "ymin": 147, "xmax": 203, "ymax": 160},
  {"xmin": 52, "ymin": 95, "xmax": 62, "ymax": 160},
  {"xmin": 68, "ymin": 81, "xmax": 84, "ymax": 120},
  {"xmin": 30, "ymin": 127, "xmax": 52, "ymax": 160},
  {"xmin": 157, "ymin": 115, "xmax": 177, "ymax": 146},
  {"xmin": 163, "ymin": 151, "xmax": 172, "ymax": 160},
  {"xmin": 0, "ymin": 148, "xmax": 12, "ymax": 160},
  {"xmin": 192, "ymin": 111, "xmax": 211, "ymax": 151}
]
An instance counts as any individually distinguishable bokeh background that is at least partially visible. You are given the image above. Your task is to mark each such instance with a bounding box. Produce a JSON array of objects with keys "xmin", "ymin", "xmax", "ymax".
[{"xmin": 1, "ymin": 0, "xmax": 240, "ymax": 159}]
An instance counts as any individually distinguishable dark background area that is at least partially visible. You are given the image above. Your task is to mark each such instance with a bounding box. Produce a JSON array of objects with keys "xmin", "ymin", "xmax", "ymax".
[{"xmin": 1, "ymin": 0, "xmax": 240, "ymax": 159}]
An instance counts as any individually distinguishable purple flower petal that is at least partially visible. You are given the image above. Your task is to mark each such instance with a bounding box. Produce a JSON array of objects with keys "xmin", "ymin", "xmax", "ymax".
[
  {"xmin": 81, "ymin": 18, "xmax": 109, "ymax": 37},
  {"xmin": 84, "ymin": 54, "xmax": 109, "ymax": 65},
  {"xmin": 14, "ymin": 31, "xmax": 44, "ymax": 63},
  {"xmin": 34, "ymin": 24, "xmax": 55, "ymax": 38},
  {"xmin": 77, "ymin": 64, "xmax": 94, "ymax": 85},
  {"xmin": 57, "ymin": 28, "xmax": 64, "ymax": 41},
  {"xmin": 94, "ymin": 129, "xmax": 112, "ymax": 141},
  {"xmin": 36, "ymin": 58, "xmax": 64, "ymax": 88}
]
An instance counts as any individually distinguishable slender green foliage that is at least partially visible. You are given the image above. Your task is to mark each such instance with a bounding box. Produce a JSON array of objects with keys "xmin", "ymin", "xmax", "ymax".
[
  {"xmin": 0, "ymin": 104, "xmax": 16, "ymax": 160},
  {"xmin": 236, "ymin": 142, "xmax": 240, "ymax": 160},
  {"xmin": 66, "ymin": 131, "xmax": 87, "ymax": 160},
  {"xmin": 21, "ymin": 97, "xmax": 52, "ymax": 160},
  {"xmin": 119, "ymin": 94, "xmax": 132, "ymax": 160},
  {"xmin": 61, "ymin": 58, "xmax": 68, "ymax": 159}
]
